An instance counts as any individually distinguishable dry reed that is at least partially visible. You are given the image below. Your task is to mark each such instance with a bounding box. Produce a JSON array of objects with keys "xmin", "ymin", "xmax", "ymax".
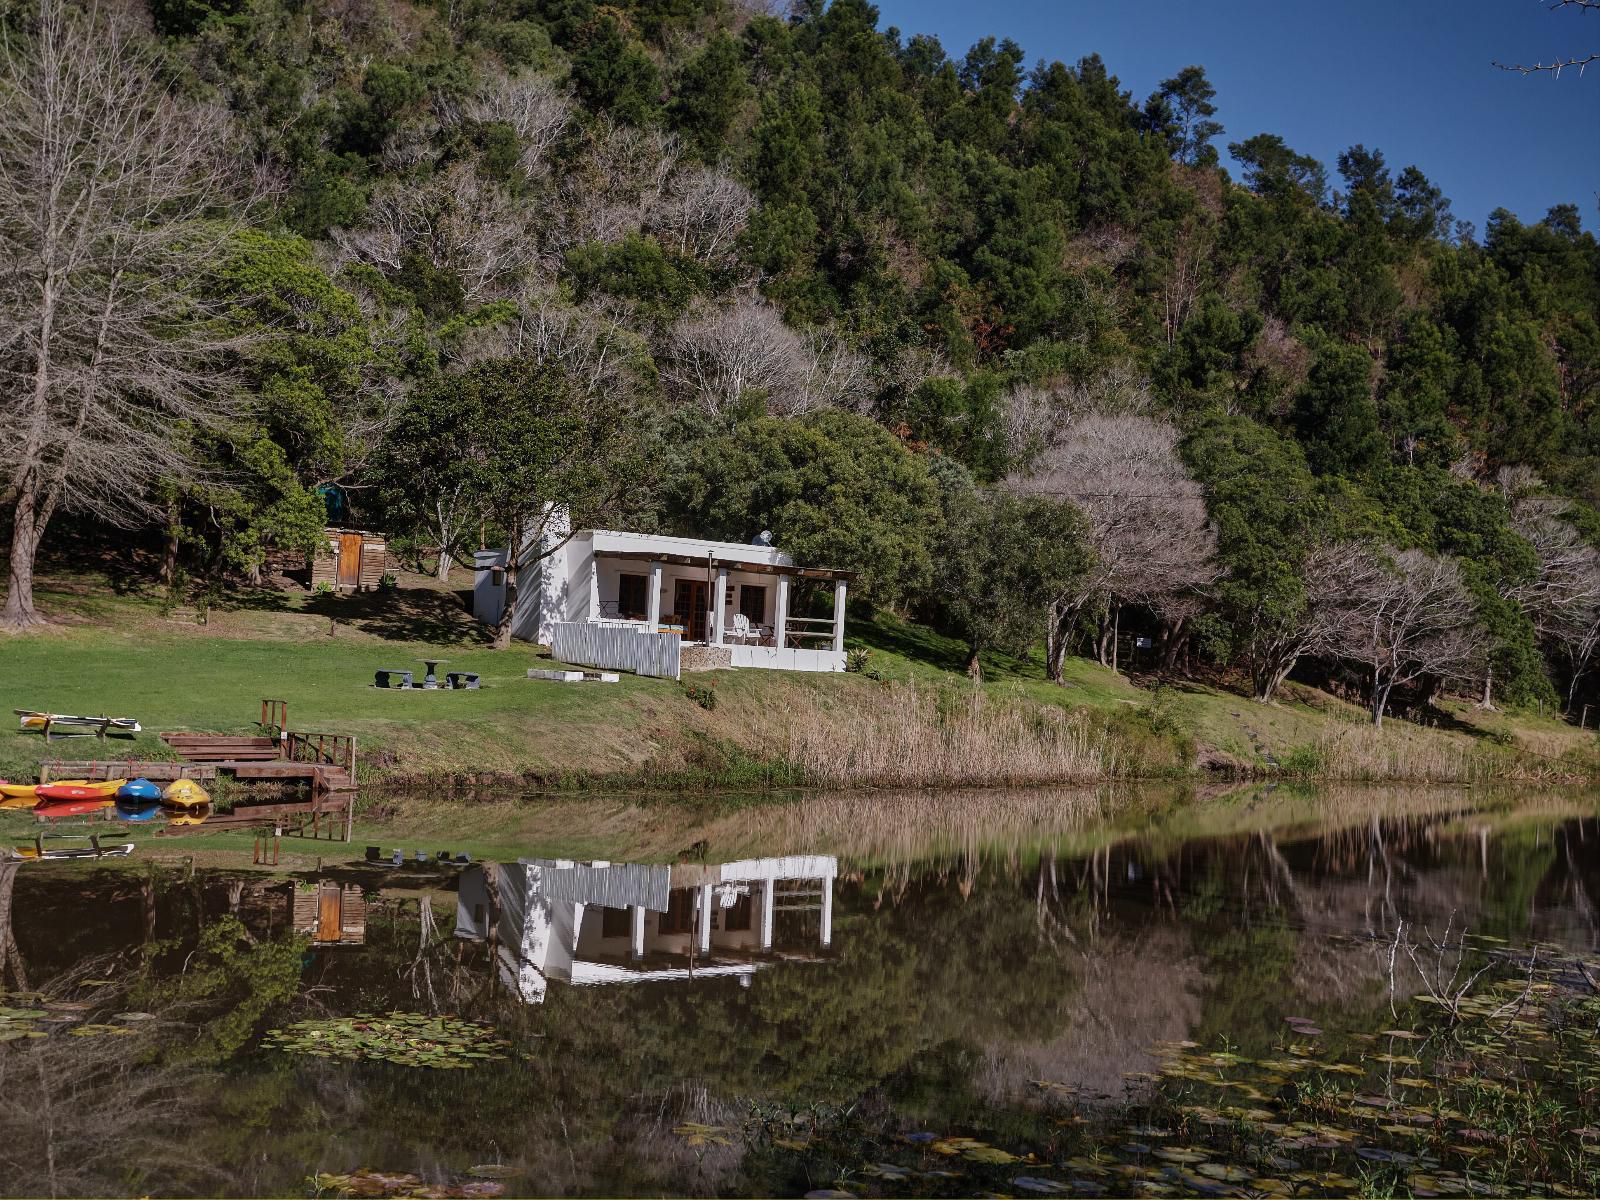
[{"xmin": 776, "ymin": 680, "xmax": 1115, "ymax": 788}]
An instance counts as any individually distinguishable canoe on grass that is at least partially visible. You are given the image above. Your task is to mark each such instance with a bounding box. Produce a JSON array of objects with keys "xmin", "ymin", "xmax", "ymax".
[
  {"xmin": 162, "ymin": 778, "xmax": 210, "ymax": 808},
  {"xmin": 35, "ymin": 780, "xmax": 126, "ymax": 801},
  {"xmin": 117, "ymin": 778, "xmax": 163, "ymax": 802},
  {"xmin": 15, "ymin": 710, "xmax": 142, "ymax": 735}
]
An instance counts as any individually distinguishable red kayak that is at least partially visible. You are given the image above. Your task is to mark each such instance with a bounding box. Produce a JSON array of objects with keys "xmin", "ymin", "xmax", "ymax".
[
  {"xmin": 35, "ymin": 783, "xmax": 110, "ymax": 801},
  {"xmin": 33, "ymin": 797, "xmax": 115, "ymax": 817}
]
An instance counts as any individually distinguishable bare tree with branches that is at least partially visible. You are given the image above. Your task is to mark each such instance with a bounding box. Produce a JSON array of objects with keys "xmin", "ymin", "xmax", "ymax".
[
  {"xmin": 465, "ymin": 72, "xmax": 572, "ymax": 183},
  {"xmin": 330, "ymin": 162, "xmax": 537, "ymax": 305},
  {"xmin": 1507, "ymin": 486, "xmax": 1600, "ymax": 710},
  {"xmin": 1322, "ymin": 546, "xmax": 1486, "ymax": 727},
  {"xmin": 0, "ymin": 0, "xmax": 254, "ymax": 629},
  {"xmin": 1014, "ymin": 412, "xmax": 1219, "ymax": 680},
  {"xmin": 662, "ymin": 297, "xmax": 808, "ymax": 414},
  {"xmin": 1493, "ymin": 0, "xmax": 1598, "ymax": 76},
  {"xmin": 649, "ymin": 165, "xmax": 756, "ymax": 269}
]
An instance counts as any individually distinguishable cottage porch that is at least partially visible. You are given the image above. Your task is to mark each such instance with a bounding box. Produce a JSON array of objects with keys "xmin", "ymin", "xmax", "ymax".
[{"xmin": 573, "ymin": 547, "xmax": 852, "ymax": 673}]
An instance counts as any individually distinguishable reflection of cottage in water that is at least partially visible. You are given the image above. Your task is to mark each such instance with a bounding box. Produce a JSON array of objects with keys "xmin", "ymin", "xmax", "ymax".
[
  {"xmin": 290, "ymin": 880, "xmax": 367, "ymax": 946},
  {"xmin": 455, "ymin": 856, "xmax": 837, "ymax": 1003}
]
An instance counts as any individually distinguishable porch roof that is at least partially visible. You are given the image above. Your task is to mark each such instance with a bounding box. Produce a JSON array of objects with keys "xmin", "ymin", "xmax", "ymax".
[{"xmin": 593, "ymin": 547, "xmax": 857, "ymax": 582}]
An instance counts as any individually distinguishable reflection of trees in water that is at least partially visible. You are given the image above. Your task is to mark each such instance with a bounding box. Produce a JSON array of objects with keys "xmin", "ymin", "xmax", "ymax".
[
  {"xmin": 0, "ymin": 966, "xmax": 224, "ymax": 1198},
  {"xmin": 0, "ymin": 860, "xmax": 26, "ymax": 991}
]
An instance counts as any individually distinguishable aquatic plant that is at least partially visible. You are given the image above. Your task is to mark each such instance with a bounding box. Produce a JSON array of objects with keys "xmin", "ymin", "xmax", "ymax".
[
  {"xmin": 310, "ymin": 1168, "xmax": 508, "ymax": 1198},
  {"xmin": 264, "ymin": 1011, "xmax": 510, "ymax": 1068}
]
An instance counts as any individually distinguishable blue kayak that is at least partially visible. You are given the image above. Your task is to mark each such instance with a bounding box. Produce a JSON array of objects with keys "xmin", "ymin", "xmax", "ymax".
[
  {"xmin": 117, "ymin": 778, "xmax": 162, "ymax": 801},
  {"xmin": 114, "ymin": 800, "xmax": 163, "ymax": 823}
]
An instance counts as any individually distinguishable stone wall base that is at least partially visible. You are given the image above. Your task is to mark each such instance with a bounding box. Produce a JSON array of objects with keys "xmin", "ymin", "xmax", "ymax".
[{"xmin": 680, "ymin": 645, "xmax": 733, "ymax": 672}]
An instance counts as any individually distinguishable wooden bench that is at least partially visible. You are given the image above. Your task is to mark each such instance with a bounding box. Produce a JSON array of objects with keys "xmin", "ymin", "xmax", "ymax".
[
  {"xmin": 446, "ymin": 671, "xmax": 480, "ymax": 690},
  {"xmin": 374, "ymin": 668, "xmax": 414, "ymax": 689}
]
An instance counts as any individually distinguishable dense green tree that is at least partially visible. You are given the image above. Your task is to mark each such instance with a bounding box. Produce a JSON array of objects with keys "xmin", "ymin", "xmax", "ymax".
[
  {"xmin": 663, "ymin": 411, "xmax": 942, "ymax": 606},
  {"xmin": 1143, "ymin": 65, "xmax": 1223, "ymax": 167},
  {"xmin": 931, "ymin": 466, "xmax": 1092, "ymax": 677}
]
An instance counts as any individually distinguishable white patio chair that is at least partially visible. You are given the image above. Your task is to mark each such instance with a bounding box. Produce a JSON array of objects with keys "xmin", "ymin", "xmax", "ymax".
[{"xmin": 730, "ymin": 613, "xmax": 757, "ymax": 643}]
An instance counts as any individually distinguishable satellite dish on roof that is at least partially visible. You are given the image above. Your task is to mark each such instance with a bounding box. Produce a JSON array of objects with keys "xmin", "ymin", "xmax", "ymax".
[{"xmin": 752, "ymin": 530, "xmax": 774, "ymax": 546}]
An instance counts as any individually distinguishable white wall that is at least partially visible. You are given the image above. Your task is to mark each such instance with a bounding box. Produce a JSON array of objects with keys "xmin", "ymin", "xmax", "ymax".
[{"xmin": 729, "ymin": 645, "xmax": 845, "ymax": 672}]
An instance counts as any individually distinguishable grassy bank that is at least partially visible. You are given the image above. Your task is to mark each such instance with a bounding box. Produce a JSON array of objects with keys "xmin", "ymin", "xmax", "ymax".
[{"xmin": 2, "ymin": 569, "xmax": 1597, "ymax": 791}]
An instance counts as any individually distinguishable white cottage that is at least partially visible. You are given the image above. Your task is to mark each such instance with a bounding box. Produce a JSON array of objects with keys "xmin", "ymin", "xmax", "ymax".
[{"xmin": 472, "ymin": 526, "xmax": 854, "ymax": 677}]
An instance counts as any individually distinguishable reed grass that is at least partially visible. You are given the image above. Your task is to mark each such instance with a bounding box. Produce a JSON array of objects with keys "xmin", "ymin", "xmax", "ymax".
[
  {"xmin": 1294, "ymin": 724, "xmax": 1589, "ymax": 785},
  {"xmin": 771, "ymin": 680, "xmax": 1118, "ymax": 788}
]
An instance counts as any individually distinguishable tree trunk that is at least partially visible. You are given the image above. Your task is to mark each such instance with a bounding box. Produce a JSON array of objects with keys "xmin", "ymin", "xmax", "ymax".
[
  {"xmin": 1371, "ymin": 676, "xmax": 1391, "ymax": 728},
  {"xmin": 2, "ymin": 480, "xmax": 49, "ymax": 630},
  {"xmin": 1110, "ymin": 605, "xmax": 1121, "ymax": 673},
  {"xmin": 435, "ymin": 551, "xmax": 452, "ymax": 583},
  {"xmin": 1475, "ymin": 666, "xmax": 1496, "ymax": 711},
  {"xmin": 492, "ymin": 513, "xmax": 524, "ymax": 651},
  {"xmin": 159, "ymin": 499, "xmax": 180, "ymax": 586},
  {"xmin": 966, "ymin": 645, "xmax": 983, "ymax": 681},
  {"xmin": 1046, "ymin": 616, "xmax": 1068, "ymax": 684}
]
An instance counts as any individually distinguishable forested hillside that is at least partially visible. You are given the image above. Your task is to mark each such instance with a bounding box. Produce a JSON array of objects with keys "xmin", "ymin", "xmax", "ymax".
[{"xmin": 4, "ymin": 0, "xmax": 1599, "ymax": 726}]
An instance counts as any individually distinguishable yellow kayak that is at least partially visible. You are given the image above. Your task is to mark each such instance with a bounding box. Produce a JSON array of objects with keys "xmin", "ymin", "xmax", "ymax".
[
  {"xmin": 166, "ymin": 804, "xmax": 212, "ymax": 827},
  {"xmin": 163, "ymin": 778, "xmax": 211, "ymax": 808},
  {"xmin": 0, "ymin": 782, "xmax": 41, "ymax": 801}
]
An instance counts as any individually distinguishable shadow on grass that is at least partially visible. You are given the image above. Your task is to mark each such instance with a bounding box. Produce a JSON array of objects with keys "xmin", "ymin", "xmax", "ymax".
[
  {"xmin": 848, "ymin": 611, "xmax": 1047, "ymax": 683},
  {"xmin": 304, "ymin": 587, "xmax": 492, "ymax": 647}
]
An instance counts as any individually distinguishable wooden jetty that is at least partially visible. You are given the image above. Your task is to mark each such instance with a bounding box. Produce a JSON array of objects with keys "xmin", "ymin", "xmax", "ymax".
[{"xmin": 35, "ymin": 699, "xmax": 358, "ymax": 842}]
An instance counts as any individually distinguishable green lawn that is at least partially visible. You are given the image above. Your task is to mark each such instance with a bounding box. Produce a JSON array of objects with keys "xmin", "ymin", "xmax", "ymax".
[{"xmin": 3, "ymin": 569, "xmax": 1595, "ymax": 790}]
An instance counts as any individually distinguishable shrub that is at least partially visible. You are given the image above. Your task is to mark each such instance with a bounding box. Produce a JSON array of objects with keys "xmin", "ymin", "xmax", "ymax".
[
  {"xmin": 313, "ymin": 580, "xmax": 335, "ymax": 596},
  {"xmin": 378, "ymin": 572, "xmax": 398, "ymax": 591},
  {"xmin": 1279, "ymin": 743, "xmax": 1322, "ymax": 776},
  {"xmin": 682, "ymin": 679, "xmax": 717, "ymax": 710},
  {"xmin": 845, "ymin": 646, "xmax": 872, "ymax": 673}
]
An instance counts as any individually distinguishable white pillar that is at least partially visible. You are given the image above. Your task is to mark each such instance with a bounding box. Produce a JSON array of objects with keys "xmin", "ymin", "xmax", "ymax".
[
  {"xmin": 696, "ymin": 884, "xmax": 713, "ymax": 953},
  {"xmin": 760, "ymin": 877, "xmax": 775, "ymax": 951},
  {"xmin": 646, "ymin": 561, "xmax": 662, "ymax": 627},
  {"xmin": 630, "ymin": 905, "xmax": 646, "ymax": 960},
  {"xmin": 831, "ymin": 579, "xmax": 847, "ymax": 653},
  {"xmin": 819, "ymin": 868, "xmax": 834, "ymax": 949},
  {"xmin": 587, "ymin": 559, "xmax": 600, "ymax": 621},
  {"xmin": 775, "ymin": 576, "xmax": 790, "ymax": 649},
  {"xmin": 712, "ymin": 567, "xmax": 728, "ymax": 645}
]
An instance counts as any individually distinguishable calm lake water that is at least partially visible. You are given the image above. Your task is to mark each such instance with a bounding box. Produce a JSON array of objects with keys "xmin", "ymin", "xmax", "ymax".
[{"xmin": 2, "ymin": 787, "xmax": 1598, "ymax": 1198}]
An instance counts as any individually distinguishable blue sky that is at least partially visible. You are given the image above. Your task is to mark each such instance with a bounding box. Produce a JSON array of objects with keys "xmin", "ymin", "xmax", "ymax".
[{"xmin": 870, "ymin": 0, "xmax": 1598, "ymax": 234}]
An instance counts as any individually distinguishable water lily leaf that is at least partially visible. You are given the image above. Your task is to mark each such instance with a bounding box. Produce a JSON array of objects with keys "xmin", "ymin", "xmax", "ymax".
[{"xmin": 1011, "ymin": 1177, "xmax": 1070, "ymax": 1193}]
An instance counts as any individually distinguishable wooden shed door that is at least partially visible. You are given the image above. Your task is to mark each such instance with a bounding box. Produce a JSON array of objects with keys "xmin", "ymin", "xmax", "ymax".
[
  {"xmin": 337, "ymin": 533, "xmax": 362, "ymax": 589},
  {"xmin": 317, "ymin": 883, "xmax": 342, "ymax": 942}
]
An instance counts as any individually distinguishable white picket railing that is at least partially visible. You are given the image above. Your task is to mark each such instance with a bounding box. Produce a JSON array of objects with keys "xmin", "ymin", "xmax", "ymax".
[{"xmin": 550, "ymin": 621, "xmax": 682, "ymax": 680}]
